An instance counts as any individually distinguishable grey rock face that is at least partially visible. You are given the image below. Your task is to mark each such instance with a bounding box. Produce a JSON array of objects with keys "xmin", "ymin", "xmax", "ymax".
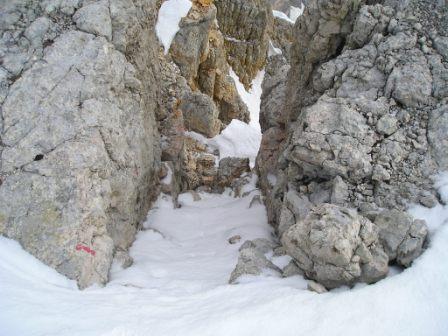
[
  {"xmin": 271, "ymin": 16, "xmax": 294, "ymax": 59},
  {"xmin": 374, "ymin": 210, "xmax": 428, "ymax": 267},
  {"xmin": 180, "ymin": 91, "xmax": 221, "ymax": 137},
  {"xmin": 0, "ymin": 0, "xmax": 162, "ymax": 288},
  {"xmin": 73, "ymin": 1, "xmax": 112, "ymax": 41},
  {"xmin": 282, "ymin": 259, "xmax": 304, "ymax": 277},
  {"xmin": 282, "ymin": 204, "xmax": 389, "ymax": 288},
  {"xmin": 257, "ymin": 0, "xmax": 443, "ymax": 287},
  {"xmin": 428, "ymin": 105, "xmax": 448, "ymax": 168},
  {"xmin": 170, "ymin": 5, "xmax": 216, "ymax": 87},
  {"xmin": 214, "ymin": 0, "xmax": 273, "ymax": 88},
  {"xmin": 259, "ymin": 55, "xmax": 290, "ymax": 132},
  {"xmin": 216, "ymin": 157, "xmax": 251, "ymax": 190},
  {"xmin": 169, "ymin": 3, "xmax": 249, "ymax": 134}
]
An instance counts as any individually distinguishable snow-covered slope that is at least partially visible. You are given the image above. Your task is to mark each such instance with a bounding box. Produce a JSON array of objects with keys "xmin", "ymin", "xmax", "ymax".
[{"xmin": 1, "ymin": 175, "xmax": 448, "ymax": 335}]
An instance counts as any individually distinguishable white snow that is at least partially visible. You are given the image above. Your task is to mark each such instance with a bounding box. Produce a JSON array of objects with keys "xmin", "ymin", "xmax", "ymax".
[
  {"xmin": 155, "ymin": 0, "xmax": 192, "ymax": 54},
  {"xmin": 273, "ymin": 10, "xmax": 295, "ymax": 24},
  {"xmin": 273, "ymin": 4, "xmax": 305, "ymax": 24},
  {"xmin": 161, "ymin": 164, "xmax": 173, "ymax": 184},
  {"xmin": 1, "ymin": 174, "xmax": 448, "ymax": 335},
  {"xmin": 289, "ymin": 4, "xmax": 305, "ymax": 22},
  {"xmin": 229, "ymin": 68, "xmax": 264, "ymax": 132},
  {"xmin": 269, "ymin": 40, "xmax": 283, "ymax": 56}
]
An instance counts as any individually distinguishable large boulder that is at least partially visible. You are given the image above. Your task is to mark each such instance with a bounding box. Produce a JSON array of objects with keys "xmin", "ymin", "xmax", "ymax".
[
  {"xmin": 0, "ymin": 0, "xmax": 162, "ymax": 288},
  {"xmin": 180, "ymin": 91, "xmax": 221, "ymax": 137},
  {"xmin": 282, "ymin": 204, "xmax": 389, "ymax": 288},
  {"xmin": 215, "ymin": 157, "xmax": 251, "ymax": 191}
]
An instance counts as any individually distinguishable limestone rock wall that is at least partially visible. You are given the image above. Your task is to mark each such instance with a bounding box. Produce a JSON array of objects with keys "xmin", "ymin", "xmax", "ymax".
[
  {"xmin": 169, "ymin": 2, "xmax": 250, "ymax": 136},
  {"xmin": 214, "ymin": 0, "xmax": 274, "ymax": 89},
  {"xmin": 0, "ymin": 0, "xmax": 163, "ymax": 288},
  {"xmin": 257, "ymin": 0, "xmax": 447, "ymax": 287},
  {"xmin": 158, "ymin": 1, "xmax": 255, "ymax": 198}
]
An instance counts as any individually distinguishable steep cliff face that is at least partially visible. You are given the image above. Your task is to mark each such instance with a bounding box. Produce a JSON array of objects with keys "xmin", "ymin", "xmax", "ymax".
[
  {"xmin": 257, "ymin": 0, "xmax": 447, "ymax": 287},
  {"xmin": 0, "ymin": 0, "xmax": 276, "ymax": 288},
  {"xmin": 0, "ymin": 0, "xmax": 163, "ymax": 288},
  {"xmin": 170, "ymin": 3, "xmax": 250, "ymax": 133},
  {"xmin": 214, "ymin": 0, "xmax": 274, "ymax": 89}
]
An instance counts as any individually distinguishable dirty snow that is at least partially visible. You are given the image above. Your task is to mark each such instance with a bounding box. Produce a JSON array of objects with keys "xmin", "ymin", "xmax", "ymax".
[{"xmin": 155, "ymin": 0, "xmax": 192, "ymax": 54}]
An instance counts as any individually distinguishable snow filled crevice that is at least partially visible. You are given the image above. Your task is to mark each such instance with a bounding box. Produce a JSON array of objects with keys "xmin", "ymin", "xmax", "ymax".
[{"xmin": 155, "ymin": 0, "xmax": 192, "ymax": 54}]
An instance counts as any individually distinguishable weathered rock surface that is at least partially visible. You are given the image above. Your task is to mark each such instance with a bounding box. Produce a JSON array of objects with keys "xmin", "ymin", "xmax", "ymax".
[
  {"xmin": 181, "ymin": 91, "xmax": 221, "ymax": 137},
  {"xmin": 374, "ymin": 209, "xmax": 428, "ymax": 267},
  {"xmin": 156, "ymin": 2, "xmax": 254, "ymax": 200},
  {"xmin": 169, "ymin": 3, "xmax": 249, "ymax": 135},
  {"xmin": 0, "ymin": 0, "xmax": 163, "ymax": 288},
  {"xmin": 215, "ymin": 0, "xmax": 273, "ymax": 88},
  {"xmin": 307, "ymin": 280, "xmax": 328, "ymax": 294},
  {"xmin": 216, "ymin": 157, "xmax": 251, "ymax": 191},
  {"xmin": 259, "ymin": 55, "xmax": 290, "ymax": 132},
  {"xmin": 257, "ymin": 0, "xmax": 445, "ymax": 287},
  {"xmin": 229, "ymin": 238, "xmax": 281, "ymax": 283},
  {"xmin": 271, "ymin": 16, "xmax": 294, "ymax": 59},
  {"xmin": 282, "ymin": 204, "xmax": 389, "ymax": 288}
]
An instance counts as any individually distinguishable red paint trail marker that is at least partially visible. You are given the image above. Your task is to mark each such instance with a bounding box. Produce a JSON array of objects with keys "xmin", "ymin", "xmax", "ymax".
[{"xmin": 76, "ymin": 244, "xmax": 96, "ymax": 256}]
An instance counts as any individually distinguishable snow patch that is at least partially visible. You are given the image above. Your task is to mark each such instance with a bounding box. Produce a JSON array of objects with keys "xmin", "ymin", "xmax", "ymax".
[
  {"xmin": 273, "ymin": 4, "xmax": 305, "ymax": 24},
  {"xmin": 289, "ymin": 4, "xmax": 305, "ymax": 22},
  {"xmin": 273, "ymin": 10, "xmax": 295, "ymax": 24},
  {"xmin": 269, "ymin": 40, "xmax": 282, "ymax": 56},
  {"xmin": 229, "ymin": 68, "xmax": 264, "ymax": 132},
  {"xmin": 155, "ymin": 0, "xmax": 192, "ymax": 54}
]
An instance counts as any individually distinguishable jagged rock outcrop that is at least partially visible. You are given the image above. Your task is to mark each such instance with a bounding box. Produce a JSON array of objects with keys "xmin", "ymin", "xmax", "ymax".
[
  {"xmin": 214, "ymin": 0, "xmax": 274, "ymax": 88},
  {"xmin": 374, "ymin": 209, "xmax": 428, "ymax": 267},
  {"xmin": 258, "ymin": 0, "xmax": 446, "ymax": 287},
  {"xmin": 270, "ymin": 0, "xmax": 304, "ymax": 13},
  {"xmin": 169, "ymin": 2, "xmax": 249, "ymax": 137},
  {"xmin": 229, "ymin": 238, "xmax": 281, "ymax": 283},
  {"xmin": 0, "ymin": 0, "xmax": 163, "ymax": 288},
  {"xmin": 282, "ymin": 204, "xmax": 389, "ymax": 288},
  {"xmin": 271, "ymin": 16, "xmax": 294, "ymax": 59},
  {"xmin": 215, "ymin": 157, "xmax": 251, "ymax": 191}
]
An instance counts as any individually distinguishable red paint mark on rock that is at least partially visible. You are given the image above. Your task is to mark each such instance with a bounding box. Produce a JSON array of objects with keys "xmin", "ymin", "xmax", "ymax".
[{"xmin": 76, "ymin": 244, "xmax": 96, "ymax": 256}]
